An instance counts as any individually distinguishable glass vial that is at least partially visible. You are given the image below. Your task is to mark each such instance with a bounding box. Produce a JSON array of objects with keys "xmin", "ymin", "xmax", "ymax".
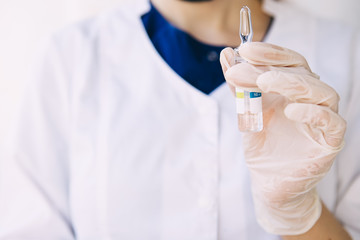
[
  {"xmin": 236, "ymin": 87, "xmax": 263, "ymax": 132},
  {"xmin": 234, "ymin": 6, "xmax": 263, "ymax": 132}
]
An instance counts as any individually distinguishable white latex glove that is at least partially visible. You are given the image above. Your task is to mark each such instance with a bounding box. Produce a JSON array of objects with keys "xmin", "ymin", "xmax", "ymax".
[{"xmin": 220, "ymin": 42, "xmax": 346, "ymax": 235}]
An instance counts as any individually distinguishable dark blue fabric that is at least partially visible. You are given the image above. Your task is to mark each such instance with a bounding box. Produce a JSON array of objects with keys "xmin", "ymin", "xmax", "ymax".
[{"xmin": 141, "ymin": 3, "xmax": 226, "ymax": 94}]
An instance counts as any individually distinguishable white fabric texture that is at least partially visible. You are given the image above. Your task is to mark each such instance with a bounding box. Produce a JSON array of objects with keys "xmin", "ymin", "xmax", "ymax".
[{"xmin": 0, "ymin": 0, "xmax": 359, "ymax": 239}]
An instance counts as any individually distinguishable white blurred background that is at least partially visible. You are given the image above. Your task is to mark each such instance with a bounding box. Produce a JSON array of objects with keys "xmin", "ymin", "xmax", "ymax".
[{"xmin": 0, "ymin": 0, "xmax": 360, "ymax": 149}]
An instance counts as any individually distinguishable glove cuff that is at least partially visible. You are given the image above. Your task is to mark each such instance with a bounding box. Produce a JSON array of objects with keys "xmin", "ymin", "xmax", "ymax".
[{"xmin": 253, "ymin": 189, "xmax": 322, "ymax": 235}]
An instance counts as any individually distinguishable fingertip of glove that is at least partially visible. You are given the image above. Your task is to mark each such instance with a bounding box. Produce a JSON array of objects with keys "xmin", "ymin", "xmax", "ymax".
[{"xmin": 220, "ymin": 47, "xmax": 235, "ymax": 73}]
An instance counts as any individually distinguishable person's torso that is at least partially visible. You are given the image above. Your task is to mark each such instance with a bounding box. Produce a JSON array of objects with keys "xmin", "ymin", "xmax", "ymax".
[{"xmin": 58, "ymin": 0, "xmax": 356, "ymax": 239}]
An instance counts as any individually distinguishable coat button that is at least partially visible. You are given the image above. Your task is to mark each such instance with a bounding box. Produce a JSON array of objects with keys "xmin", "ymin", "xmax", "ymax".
[{"xmin": 207, "ymin": 51, "xmax": 219, "ymax": 62}]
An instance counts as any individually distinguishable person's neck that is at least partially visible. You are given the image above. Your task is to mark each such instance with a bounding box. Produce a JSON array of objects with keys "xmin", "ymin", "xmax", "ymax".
[{"xmin": 150, "ymin": 0, "xmax": 272, "ymax": 47}]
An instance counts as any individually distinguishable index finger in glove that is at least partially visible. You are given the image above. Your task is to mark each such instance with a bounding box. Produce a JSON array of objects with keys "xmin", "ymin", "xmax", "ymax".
[{"xmin": 238, "ymin": 42, "xmax": 311, "ymax": 71}]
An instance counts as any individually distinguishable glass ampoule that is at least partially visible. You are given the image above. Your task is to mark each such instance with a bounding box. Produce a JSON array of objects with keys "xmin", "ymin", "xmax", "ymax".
[{"xmin": 234, "ymin": 6, "xmax": 263, "ymax": 132}]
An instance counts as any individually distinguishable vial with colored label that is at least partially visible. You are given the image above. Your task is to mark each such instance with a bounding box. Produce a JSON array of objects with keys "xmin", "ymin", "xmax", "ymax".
[
  {"xmin": 235, "ymin": 87, "xmax": 263, "ymax": 132},
  {"xmin": 234, "ymin": 6, "xmax": 263, "ymax": 132}
]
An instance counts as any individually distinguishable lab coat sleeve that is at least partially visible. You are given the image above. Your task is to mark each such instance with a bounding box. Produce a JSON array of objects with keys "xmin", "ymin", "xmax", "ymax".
[
  {"xmin": 334, "ymin": 31, "xmax": 360, "ymax": 239},
  {"xmin": 0, "ymin": 37, "xmax": 75, "ymax": 239}
]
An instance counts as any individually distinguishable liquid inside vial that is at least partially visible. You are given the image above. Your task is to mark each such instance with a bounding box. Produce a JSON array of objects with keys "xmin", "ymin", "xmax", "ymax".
[
  {"xmin": 236, "ymin": 87, "xmax": 263, "ymax": 132},
  {"xmin": 234, "ymin": 6, "xmax": 263, "ymax": 132}
]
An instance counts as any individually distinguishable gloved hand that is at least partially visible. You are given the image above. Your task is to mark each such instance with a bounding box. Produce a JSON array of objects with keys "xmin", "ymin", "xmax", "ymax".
[{"xmin": 220, "ymin": 42, "xmax": 346, "ymax": 235}]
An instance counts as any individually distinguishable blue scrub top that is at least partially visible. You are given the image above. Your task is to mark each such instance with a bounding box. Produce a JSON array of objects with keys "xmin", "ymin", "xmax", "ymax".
[{"xmin": 141, "ymin": 2, "xmax": 227, "ymax": 94}]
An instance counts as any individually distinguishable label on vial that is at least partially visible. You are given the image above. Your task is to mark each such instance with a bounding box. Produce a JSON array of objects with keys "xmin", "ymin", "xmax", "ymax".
[
  {"xmin": 250, "ymin": 92, "xmax": 262, "ymax": 113},
  {"xmin": 236, "ymin": 89, "xmax": 245, "ymax": 114},
  {"xmin": 235, "ymin": 88, "xmax": 262, "ymax": 114}
]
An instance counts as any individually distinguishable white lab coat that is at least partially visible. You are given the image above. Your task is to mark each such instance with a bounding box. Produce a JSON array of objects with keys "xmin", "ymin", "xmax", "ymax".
[{"xmin": 1, "ymin": 0, "xmax": 360, "ymax": 239}]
